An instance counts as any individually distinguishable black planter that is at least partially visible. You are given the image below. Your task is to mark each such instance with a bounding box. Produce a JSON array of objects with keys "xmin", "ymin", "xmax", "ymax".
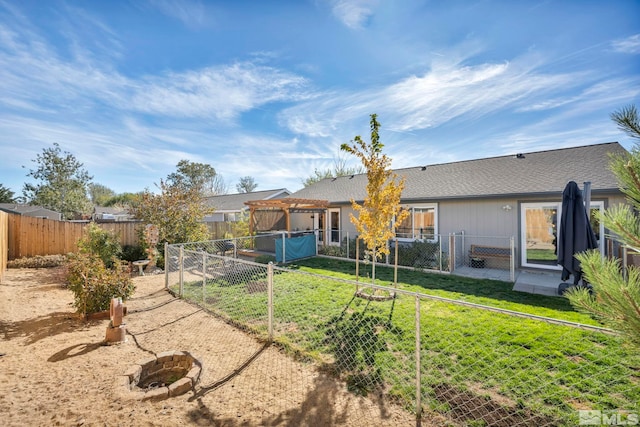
[{"xmin": 471, "ymin": 258, "xmax": 485, "ymax": 268}]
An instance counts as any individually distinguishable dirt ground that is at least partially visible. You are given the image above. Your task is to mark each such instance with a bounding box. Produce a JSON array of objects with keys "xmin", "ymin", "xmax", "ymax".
[{"xmin": 0, "ymin": 267, "xmax": 418, "ymax": 426}]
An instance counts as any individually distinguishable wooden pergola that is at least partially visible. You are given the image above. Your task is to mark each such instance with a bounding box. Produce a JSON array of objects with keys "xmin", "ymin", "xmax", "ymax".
[{"xmin": 244, "ymin": 198, "xmax": 330, "ymax": 237}]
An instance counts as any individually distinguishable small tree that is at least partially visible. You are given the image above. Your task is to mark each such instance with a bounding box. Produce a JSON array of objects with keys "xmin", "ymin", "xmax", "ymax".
[
  {"xmin": 340, "ymin": 114, "xmax": 408, "ymax": 284},
  {"xmin": 78, "ymin": 223, "xmax": 123, "ymax": 268},
  {"xmin": 236, "ymin": 176, "xmax": 258, "ymax": 193},
  {"xmin": 103, "ymin": 192, "xmax": 141, "ymax": 207},
  {"xmin": 167, "ymin": 159, "xmax": 228, "ymax": 196},
  {"xmin": 566, "ymin": 104, "xmax": 640, "ymax": 347},
  {"xmin": 23, "ymin": 143, "xmax": 93, "ymax": 219},
  {"xmin": 0, "ymin": 184, "xmax": 15, "ymax": 203},
  {"xmin": 229, "ymin": 211, "xmax": 251, "ymax": 237},
  {"xmin": 88, "ymin": 183, "xmax": 116, "ymax": 206},
  {"xmin": 129, "ymin": 179, "xmax": 213, "ymax": 245},
  {"xmin": 302, "ymin": 155, "xmax": 365, "ymax": 187},
  {"xmin": 66, "ymin": 223, "xmax": 133, "ymax": 316},
  {"xmin": 66, "ymin": 252, "xmax": 134, "ymax": 316}
]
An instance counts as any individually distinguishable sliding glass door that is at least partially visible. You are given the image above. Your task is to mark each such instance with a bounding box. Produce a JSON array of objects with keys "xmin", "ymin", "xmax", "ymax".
[{"xmin": 520, "ymin": 202, "xmax": 604, "ymax": 269}]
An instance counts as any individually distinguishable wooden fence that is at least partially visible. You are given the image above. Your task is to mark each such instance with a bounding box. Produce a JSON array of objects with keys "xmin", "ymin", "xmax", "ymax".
[
  {"xmin": 6, "ymin": 214, "xmax": 143, "ymax": 260},
  {"xmin": 4, "ymin": 214, "xmax": 238, "ymax": 261},
  {"xmin": 205, "ymin": 221, "xmax": 235, "ymax": 240},
  {"xmin": 0, "ymin": 211, "xmax": 8, "ymax": 282}
]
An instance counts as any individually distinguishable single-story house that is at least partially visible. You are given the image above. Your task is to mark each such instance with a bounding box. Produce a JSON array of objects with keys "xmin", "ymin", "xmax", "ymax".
[
  {"xmin": 203, "ymin": 189, "xmax": 291, "ymax": 223},
  {"xmin": 285, "ymin": 142, "xmax": 628, "ymax": 272},
  {"xmin": 0, "ymin": 203, "xmax": 62, "ymax": 220}
]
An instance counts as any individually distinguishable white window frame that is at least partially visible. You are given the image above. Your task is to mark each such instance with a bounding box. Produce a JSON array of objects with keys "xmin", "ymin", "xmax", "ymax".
[
  {"xmin": 395, "ymin": 204, "xmax": 438, "ymax": 242},
  {"xmin": 327, "ymin": 208, "xmax": 341, "ymax": 246},
  {"xmin": 520, "ymin": 201, "xmax": 604, "ymax": 270}
]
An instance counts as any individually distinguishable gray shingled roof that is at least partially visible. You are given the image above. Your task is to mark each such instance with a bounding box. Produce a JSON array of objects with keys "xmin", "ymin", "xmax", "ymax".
[
  {"xmin": 0, "ymin": 203, "xmax": 60, "ymax": 216},
  {"xmin": 204, "ymin": 188, "xmax": 290, "ymax": 211},
  {"xmin": 290, "ymin": 142, "xmax": 627, "ymax": 204}
]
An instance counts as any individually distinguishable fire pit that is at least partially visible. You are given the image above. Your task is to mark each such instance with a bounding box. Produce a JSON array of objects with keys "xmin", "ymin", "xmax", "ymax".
[{"xmin": 118, "ymin": 351, "xmax": 202, "ymax": 401}]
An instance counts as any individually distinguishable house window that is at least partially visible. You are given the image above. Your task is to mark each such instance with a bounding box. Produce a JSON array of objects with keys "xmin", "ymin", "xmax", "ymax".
[
  {"xmin": 396, "ymin": 205, "xmax": 437, "ymax": 241},
  {"xmin": 520, "ymin": 201, "xmax": 604, "ymax": 270},
  {"xmin": 328, "ymin": 208, "xmax": 341, "ymax": 245}
]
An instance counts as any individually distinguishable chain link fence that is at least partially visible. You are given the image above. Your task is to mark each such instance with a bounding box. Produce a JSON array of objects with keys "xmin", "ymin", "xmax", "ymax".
[
  {"xmin": 317, "ymin": 232, "xmax": 517, "ymax": 282},
  {"xmin": 165, "ymin": 242, "xmax": 639, "ymax": 426},
  {"xmin": 318, "ymin": 232, "xmax": 452, "ymax": 274}
]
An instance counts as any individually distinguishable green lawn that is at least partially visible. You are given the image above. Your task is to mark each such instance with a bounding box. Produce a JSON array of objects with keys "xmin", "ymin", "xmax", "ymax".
[
  {"xmin": 173, "ymin": 257, "xmax": 640, "ymax": 426},
  {"xmin": 294, "ymin": 257, "xmax": 599, "ymax": 325}
]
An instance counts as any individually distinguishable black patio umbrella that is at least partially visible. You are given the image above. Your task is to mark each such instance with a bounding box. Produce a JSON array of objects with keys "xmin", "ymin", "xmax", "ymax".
[{"xmin": 557, "ymin": 181, "xmax": 599, "ymax": 291}]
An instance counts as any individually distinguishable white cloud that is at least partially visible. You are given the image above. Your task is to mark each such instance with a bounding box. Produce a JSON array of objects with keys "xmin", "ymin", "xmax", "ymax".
[
  {"xmin": 129, "ymin": 63, "xmax": 310, "ymax": 121},
  {"xmin": 331, "ymin": 0, "xmax": 378, "ymax": 29},
  {"xmin": 611, "ymin": 34, "xmax": 640, "ymax": 54},
  {"xmin": 146, "ymin": 0, "xmax": 208, "ymax": 28},
  {"xmin": 280, "ymin": 55, "xmax": 583, "ymax": 136},
  {"xmin": 0, "ymin": 8, "xmax": 311, "ymax": 124}
]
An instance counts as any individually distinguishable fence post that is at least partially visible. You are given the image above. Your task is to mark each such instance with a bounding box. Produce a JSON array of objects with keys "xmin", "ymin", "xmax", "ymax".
[
  {"xmin": 394, "ymin": 238, "xmax": 398, "ymax": 286},
  {"xmin": 267, "ymin": 262, "xmax": 274, "ymax": 342},
  {"xmin": 202, "ymin": 251, "xmax": 207, "ymax": 303},
  {"xmin": 179, "ymin": 245, "xmax": 184, "ymax": 297},
  {"xmin": 164, "ymin": 242, "xmax": 169, "ymax": 289},
  {"xmin": 385, "ymin": 239, "xmax": 390, "ymax": 266},
  {"xmin": 448, "ymin": 234, "xmax": 455, "ymax": 273},
  {"xmin": 415, "ymin": 294, "xmax": 422, "ymax": 423},
  {"xmin": 346, "ymin": 231, "xmax": 349, "ymax": 260},
  {"xmin": 438, "ymin": 236, "xmax": 443, "ymax": 272},
  {"xmin": 510, "ymin": 236, "xmax": 515, "ymax": 283},
  {"xmin": 355, "ymin": 237, "xmax": 360, "ymax": 284},
  {"xmin": 281, "ymin": 231, "xmax": 287, "ymax": 264},
  {"xmin": 314, "ymin": 229, "xmax": 319, "ymax": 256}
]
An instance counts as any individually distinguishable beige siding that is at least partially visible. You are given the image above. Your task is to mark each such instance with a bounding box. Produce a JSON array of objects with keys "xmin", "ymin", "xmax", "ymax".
[
  {"xmin": 338, "ymin": 205, "xmax": 359, "ymax": 237},
  {"xmin": 439, "ymin": 199, "xmax": 519, "ymax": 237}
]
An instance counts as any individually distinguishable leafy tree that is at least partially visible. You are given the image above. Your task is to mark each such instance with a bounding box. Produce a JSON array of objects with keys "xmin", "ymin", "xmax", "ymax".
[
  {"xmin": 211, "ymin": 174, "xmax": 230, "ymax": 195},
  {"xmin": 166, "ymin": 159, "xmax": 228, "ymax": 196},
  {"xmin": 566, "ymin": 104, "xmax": 640, "ymax": 347},
  {"xmin": 236, "ymin": 176, "xmax": 258, "ymax": 193},
  {"xmin": 88, "ymin": 183, "xmax": 116, "ymax": 206},
  {"xmin": 22, "ymin": 143, "xmax": 93, "ymax": 219},
  {"xmin": 302, "ymin": 155, "xmax": 365, "ymax": 187},
  {"xmin": 128, "ymin": 179, "xmax": 214, "ymax": 245},
  {"xmin": 340, "ymin": 114, "xmax": 408, "ymax": 283},
  {"xmin": 103, "ymin": 192, "xmax": 141, "ymax": 207},
  {"xmin": 0, "ymin": 184, "xmax": 15, "ymax": 203},
  {"xmin": 229, "ymin": 211, "xmax": 250, "ymax": 237}
]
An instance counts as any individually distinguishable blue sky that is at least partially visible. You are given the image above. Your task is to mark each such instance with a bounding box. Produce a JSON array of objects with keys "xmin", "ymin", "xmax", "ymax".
[{"xmin": 1, "ymin": 0, "xmax": 639, "ymax": 197}]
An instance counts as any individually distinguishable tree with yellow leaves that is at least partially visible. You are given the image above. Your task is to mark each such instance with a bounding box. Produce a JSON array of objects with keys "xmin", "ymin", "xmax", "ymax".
[{"xmin": 341, "ymin": 114, "xmax": 408, "ymax": 284}]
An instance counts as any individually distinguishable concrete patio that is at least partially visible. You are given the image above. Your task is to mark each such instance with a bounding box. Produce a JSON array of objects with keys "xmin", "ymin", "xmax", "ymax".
[
  {"xmin": 512, "ymin": 269, "xmax": 565, "ymax": 297},
  {"xmin": 454, "ymin": 265, "xmax": 566, "ymax": 297}
]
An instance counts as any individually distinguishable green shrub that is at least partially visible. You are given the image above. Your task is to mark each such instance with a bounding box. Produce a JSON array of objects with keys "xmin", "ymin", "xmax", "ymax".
[
  {"xmin": 391, "ymin": 239, "xmax": 449, "ymax": 271},
  {"xmin": 318, "ymin": 236, "xmax": 364, "ymax": 259},
  {"xmin": 255, "ymin": 254, "xmax": 276, "ymax": 264},
  {"xmin": 154, "ymin": 250, "xmax": 165, "ymax": 269},
  {"xmin": 78, "ymin": 223, "xmax": 122, "ymax": 268},
  {"xmin": 8, "ymin": 254, "xmax": 67, "ymax": 268},
  {"xmin": 65, "ymin": 252, "xmax": 135, "ymax": 315},
  {"xmin": 121, "ymin": 245, "xmax": 146, "ymax": 262}
]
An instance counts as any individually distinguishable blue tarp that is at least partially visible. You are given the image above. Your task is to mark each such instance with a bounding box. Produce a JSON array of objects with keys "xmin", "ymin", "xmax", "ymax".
[{"xmin": 275, "ymin": 233, "xmax": 316, "ymax": 262}]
